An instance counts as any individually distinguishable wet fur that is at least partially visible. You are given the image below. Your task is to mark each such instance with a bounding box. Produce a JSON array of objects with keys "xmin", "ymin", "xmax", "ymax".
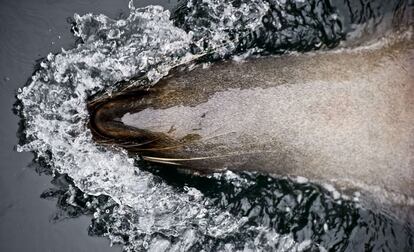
[{"xmin": 88, "ymin": 39, "xmax": 414, "ymax": 200}]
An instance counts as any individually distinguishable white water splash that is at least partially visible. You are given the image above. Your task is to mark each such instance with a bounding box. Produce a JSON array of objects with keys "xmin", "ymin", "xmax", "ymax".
[
  {"xmin": 16, "ymin": 1, "xmax": 308, "ymax": 251},
  {"xmin": 16, "ymin": 0, "xmax": 412, "ymax": 250}
]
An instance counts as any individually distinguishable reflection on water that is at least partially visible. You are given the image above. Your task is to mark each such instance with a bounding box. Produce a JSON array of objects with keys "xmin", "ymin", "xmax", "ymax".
[{"xmin": 14, "ymin": 0, "xmax": 414, "ymax": 251}]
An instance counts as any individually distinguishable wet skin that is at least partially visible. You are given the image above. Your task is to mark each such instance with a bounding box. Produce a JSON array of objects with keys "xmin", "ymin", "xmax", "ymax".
[{"xmin": 89, "ymin": 39, "xmax": 414, "ymax": 201}]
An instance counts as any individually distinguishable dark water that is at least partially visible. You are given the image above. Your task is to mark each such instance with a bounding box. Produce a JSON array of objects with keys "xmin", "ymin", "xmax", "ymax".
[{"xmin": 2, "ymin": 0, "xmax": 414, "ymax": 251}]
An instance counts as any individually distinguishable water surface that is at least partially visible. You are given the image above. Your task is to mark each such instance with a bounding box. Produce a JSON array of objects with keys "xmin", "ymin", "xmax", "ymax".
[
  {"xmin": 0, "ymin": 0, "xmax": 175, "ymax": 251},
  {"xmin": 5, "ymin": 0, "xmax": 414, "ymax": 251}
]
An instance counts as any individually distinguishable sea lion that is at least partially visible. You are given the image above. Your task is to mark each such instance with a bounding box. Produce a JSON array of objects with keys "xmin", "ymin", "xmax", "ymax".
[{"xmin": 88, "ymin": 38, "xmax": 413, "ymax": 200}]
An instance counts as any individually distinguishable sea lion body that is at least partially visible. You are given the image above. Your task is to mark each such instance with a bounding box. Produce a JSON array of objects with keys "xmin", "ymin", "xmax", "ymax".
[{"xmin": 90, "ymin": 39, "xmax": 414, "ymax": 198}]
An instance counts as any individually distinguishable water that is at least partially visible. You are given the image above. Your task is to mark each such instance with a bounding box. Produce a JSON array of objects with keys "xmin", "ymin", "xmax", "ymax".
[
  {"xmin": 7, "ymin": 0, "xmax": 414, "ymax": 251},
  {"xmin": 0, "ymin": 0, "xmax": 173, "ymax": 251}
]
